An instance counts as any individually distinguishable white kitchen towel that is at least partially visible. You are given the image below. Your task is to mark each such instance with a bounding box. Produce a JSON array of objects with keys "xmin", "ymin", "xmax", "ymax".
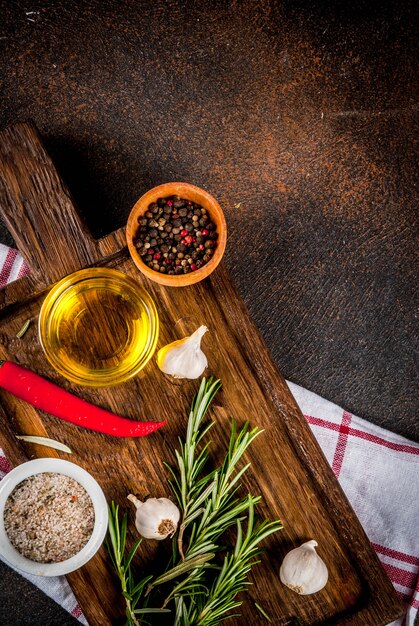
[{"xmin": 0, "ymin": 243, "xmax": 417, "ymax": 626}]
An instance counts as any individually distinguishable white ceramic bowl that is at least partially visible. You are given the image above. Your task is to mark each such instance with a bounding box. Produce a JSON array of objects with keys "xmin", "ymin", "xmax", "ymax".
[{"xmin": 0, "ymin": 458, "xmax": 108, "ymax": 576}]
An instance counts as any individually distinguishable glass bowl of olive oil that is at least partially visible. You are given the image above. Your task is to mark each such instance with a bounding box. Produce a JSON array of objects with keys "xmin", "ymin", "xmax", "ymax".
[{"xmin": 39, "ymin": 268, "xmax": 159, "ymax": 387}]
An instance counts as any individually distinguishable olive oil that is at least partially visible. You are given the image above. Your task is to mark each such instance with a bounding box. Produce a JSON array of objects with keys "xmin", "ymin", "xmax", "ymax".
[{"xmin": 39, "ymin": 269, "xmax": 159, "ymax": 387}]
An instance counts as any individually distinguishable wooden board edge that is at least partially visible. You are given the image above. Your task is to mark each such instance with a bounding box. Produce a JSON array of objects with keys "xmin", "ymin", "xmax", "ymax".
[{"xmin": 209, "ymin": 267, "xmax": 405, "ymax": 624}]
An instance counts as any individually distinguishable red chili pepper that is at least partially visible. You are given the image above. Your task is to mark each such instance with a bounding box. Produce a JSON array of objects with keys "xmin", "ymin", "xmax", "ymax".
[{"xmin": 0, "ymin": 361, "xmax": 165, "ymax": 438}]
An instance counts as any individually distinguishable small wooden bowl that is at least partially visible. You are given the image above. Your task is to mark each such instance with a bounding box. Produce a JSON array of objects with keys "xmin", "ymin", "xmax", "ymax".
[{"xmin": 126, "ymin": 182, "xmax": 227, "ymax": 287}]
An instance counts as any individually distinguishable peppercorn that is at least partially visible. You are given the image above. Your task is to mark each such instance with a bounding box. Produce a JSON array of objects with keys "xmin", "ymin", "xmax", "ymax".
[{"xmin": 135, "ymin": 196, "xmax": 219, "ymax": 276}]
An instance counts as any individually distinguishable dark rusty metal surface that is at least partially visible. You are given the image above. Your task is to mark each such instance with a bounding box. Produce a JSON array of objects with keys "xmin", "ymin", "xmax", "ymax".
[{"xmin": 0, "ymin": 1, "xmax": 416, "ymax": 623}]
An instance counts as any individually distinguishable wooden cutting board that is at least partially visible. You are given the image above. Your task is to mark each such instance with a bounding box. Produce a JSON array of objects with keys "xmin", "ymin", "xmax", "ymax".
[{"xmin": 0, "ymin": 121, "xmax": 404, "ymax": 626}]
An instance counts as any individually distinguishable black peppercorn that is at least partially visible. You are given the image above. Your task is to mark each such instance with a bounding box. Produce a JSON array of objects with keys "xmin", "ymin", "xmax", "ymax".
[{"xmin": 135, "ymin": 195, "xmax": 219, "ymax": 276}]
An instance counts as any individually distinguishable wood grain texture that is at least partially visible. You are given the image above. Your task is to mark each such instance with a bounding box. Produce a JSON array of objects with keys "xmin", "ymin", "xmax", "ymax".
[
  {"xmin": 0, "ymin": 122, "xmax": 100, "ymax": 286},
  {"xmin": 0, "ymin": 122, "xmax": 404, "ymax": 625}
]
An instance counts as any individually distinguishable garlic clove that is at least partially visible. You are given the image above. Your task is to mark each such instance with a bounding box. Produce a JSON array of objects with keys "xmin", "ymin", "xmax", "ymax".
[
  {"xmin": 157, "ymin": 325, "xmax": 208, "ymax": 379},
  {"xmin": 127, "ymin": 495, "xmax": 180, "ymax": 540},
  {"xmin": 279, "ymin": 540, "xmax": 328, "ymax": 595}
]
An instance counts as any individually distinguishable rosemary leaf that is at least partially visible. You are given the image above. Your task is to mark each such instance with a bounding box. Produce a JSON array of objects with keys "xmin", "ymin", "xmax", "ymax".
[
  {"xmin": 254, "ymin": 602, "xmax": 272, "ymax": 622},
  {"xmin": 151, "ymin": 553, "xmax": 215, "ymax": 587},
  {"xmin": 16, "ymin": 319, "xmax": 31, "ymax": 338},
  {"xmin": 134, "ymin": 608, "xmax": 171, "ymax": 614}
]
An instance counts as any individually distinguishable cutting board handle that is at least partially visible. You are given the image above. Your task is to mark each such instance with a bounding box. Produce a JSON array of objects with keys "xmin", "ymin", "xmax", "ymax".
[{"xmin": 0, "ymin": 121, "xmax": 102, "ymax": 285}]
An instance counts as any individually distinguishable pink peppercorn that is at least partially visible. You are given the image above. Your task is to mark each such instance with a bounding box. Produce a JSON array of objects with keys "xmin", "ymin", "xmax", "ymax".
[
  {"xmin": 167, "ymin": 200, "xmax": 173, "ymax": 206},
  {"xmin": 201, "ymin": 229, "xmax": 209, "ymax": 236},
  {"xmin": 181, "ymin": 229, "xmax": 188, "ymax": 237},
  {"xmin": 191, "ymin": 264, "xmax": 197, "ymax": 271}
]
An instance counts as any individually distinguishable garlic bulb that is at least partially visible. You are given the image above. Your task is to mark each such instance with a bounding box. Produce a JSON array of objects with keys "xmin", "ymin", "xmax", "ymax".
[
  {"xmin": 279, "ymin": 540, "xmax": 328, "ymax": 595},
  {"xmin": 157, "ymin": 325, "xmax": 208, "ymax": 379},
  {"xmin": 127, "ymin": 495, "xmax": 180, "ymax": 540}
]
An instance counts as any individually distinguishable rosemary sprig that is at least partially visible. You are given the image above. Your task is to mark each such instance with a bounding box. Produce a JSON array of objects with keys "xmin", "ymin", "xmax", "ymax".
[
  {"xmin": 108, "ymin": 378, "xmax": 282, "ymax": 625},
  {"xmin": 152, "ymin": 377, "xmax": 282, "ymax": 623},
  {"xmin": 189, "ymin": 498, "xmax": 282, "ymax": 625},
  {"xmin": 107, "ymin": 502, "xmax": 167, "ymax": 626}
]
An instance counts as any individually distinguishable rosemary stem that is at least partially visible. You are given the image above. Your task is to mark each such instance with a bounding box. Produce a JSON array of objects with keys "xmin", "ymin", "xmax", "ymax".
[
  {"xmin": 177, "ymin": 522, "xmax": 186, "ymax": 561},
  {"xmin": 117, "ymin": 563, "xmax": 140, "ymax": 626}
]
